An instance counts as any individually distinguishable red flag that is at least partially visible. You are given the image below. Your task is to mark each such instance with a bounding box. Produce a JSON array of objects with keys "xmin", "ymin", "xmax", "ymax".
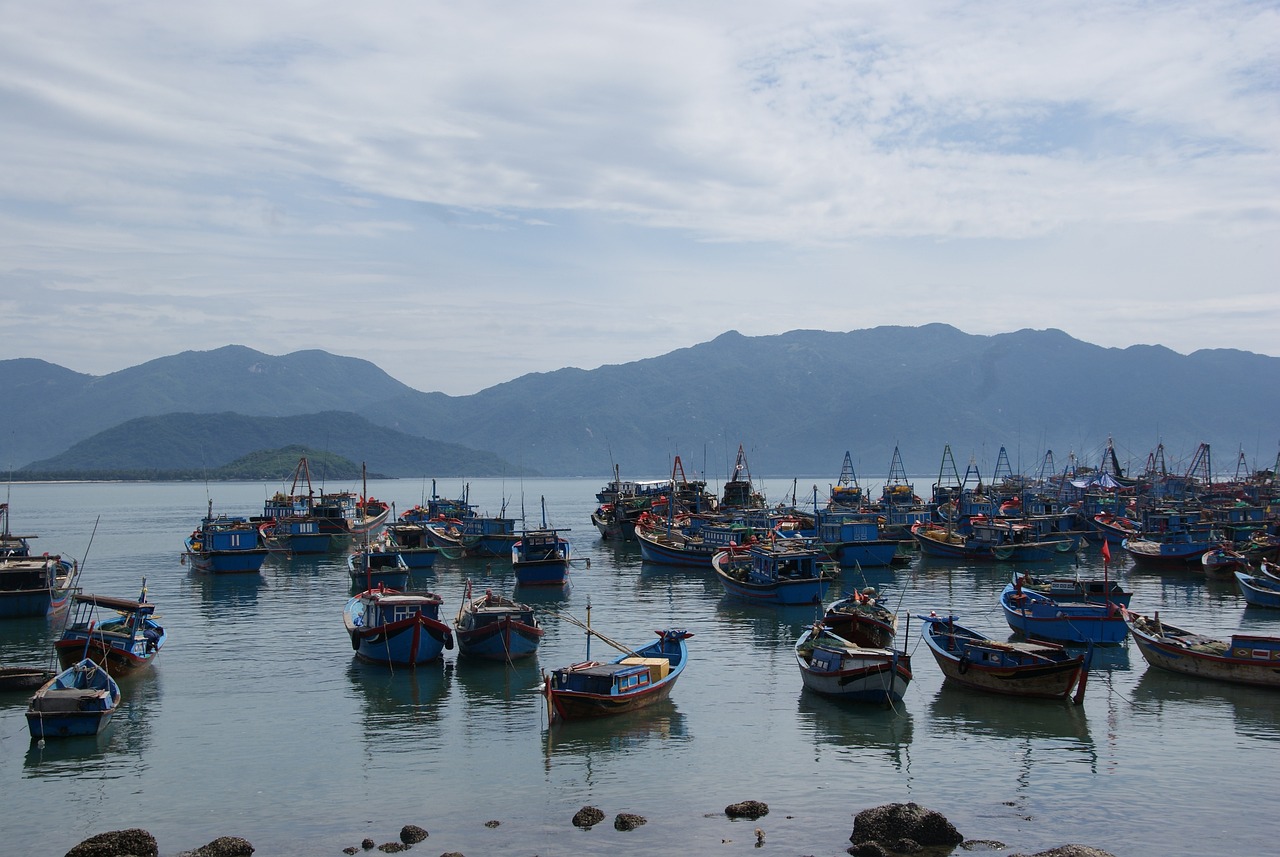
[{"xmin": 1101, "ymin": 539, "xmax": 1112, "ymax": 563}]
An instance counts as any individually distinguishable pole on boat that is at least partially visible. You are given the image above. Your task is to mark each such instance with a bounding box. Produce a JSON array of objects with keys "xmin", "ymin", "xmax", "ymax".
[{"xmin": 585, "ymin": 597, "xmax": 592, "ymax": 662}]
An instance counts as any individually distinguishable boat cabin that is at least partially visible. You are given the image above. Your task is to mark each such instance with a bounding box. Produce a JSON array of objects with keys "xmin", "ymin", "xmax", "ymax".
[{"xmin": 553, "ymin": 657, "xmax": 668, "ymax": 695}]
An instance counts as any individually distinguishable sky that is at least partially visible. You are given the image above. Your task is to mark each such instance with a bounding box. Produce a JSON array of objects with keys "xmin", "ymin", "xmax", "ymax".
[{"xmin": 2, "ymin": 1, "xmax": 1278, "ymax": 396}]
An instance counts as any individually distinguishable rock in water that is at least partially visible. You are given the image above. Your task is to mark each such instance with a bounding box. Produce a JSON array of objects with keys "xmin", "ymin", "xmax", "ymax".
[
  {"xmin": 850, "ymin": 803, "xmax": 963, "ymax": 849},
  {"xmin": 572, "ymin": 806, "xmax": 605, "ymax": 828},
  {"xmin": 725, "ymin": 800, "xmax": 769, "ymax": 820},
  {"xmin": 399, "ymin": 825, "xmax": 428, "ymax": 845},
  {"xmin": 66, "ymin": 829, "xmax": 159, "ymax": 857}
]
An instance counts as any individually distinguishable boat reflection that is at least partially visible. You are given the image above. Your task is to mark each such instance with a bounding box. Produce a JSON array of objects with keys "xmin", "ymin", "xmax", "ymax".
[
  {"xmin": 715, "ymin": 598, "xmax": 824, "ymax": 650},
  {"xmin": 347, "ymin": 658, "xmax": 451, "ymax": 745},
  {"xmin": 452, "ymin": 658, "xmax": 543, "ymax": 723},
  {"xmin": 795, "ymin": 690, "xmax": 913, "ymax": 771},
  {"xmin": 186, "ymin": 569, "xmax": 266, "ymax": 614},
  {"xmin": 1130, "ymin": 667, "xmax": 1280, "ymax": 743},
  {"xmin": 543, "ymin": 700, "xmax": 688, "ymax": 761},
  {"xmin": 926, "ymin": 683, "xmax": 1093, "ymax": 743},
  {"xmin": 637, "ymin": 561, "xmax": 722, "ymax": 601}
]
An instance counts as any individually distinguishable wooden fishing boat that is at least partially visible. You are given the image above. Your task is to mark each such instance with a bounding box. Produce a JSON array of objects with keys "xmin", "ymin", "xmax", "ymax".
[
  {"xmin": 1000, "ymin": 581, "xmax": 1128, "ymax": 645},
  {"xmin": 1235, "ymin": 570, "xmax": 1280, "ymax": 609},
  {"xmin": 712, "ymin": 538, "xmax": 837, "ymax": 605},
  {"xmin": 814, "ymin": 509, "xmax": 901, "ymax": 569},
  {"xmin": 347, "ymin": 547, "xmax": 410, "ymax": 591},
  {"xmin": 26, "ymin": 659, "xmax": 120, "ymax": 739},
  {"xmin": 0, "ymin": 552, "xmax": 77, "ymax": 618},
  {"xmin": 793, "ymin": 623, "xmax": 912, "ymax": 705},
  {"xmin": 344, "ymin": 586, "xmax": 454, "ymax": 666},
  {"xmin": 821, "ymin": 589, "xmax": 897, "ymax": 649},
  {"xmin": 918, "ymin": 613, "xmax": 1089, "ymax": 700},
  {"xmin": 635, "ymin": 516, "xmax": 749, "ymax": 567},
  {"xmin": 1120, "ymin": 607, "xmax": 1280, "ymax": 688},
  {"xmin": 453, "ymin": 580, "xmax": 543, "ymax": 660},
  {"xmin": 1201, "ymin": 546, "xmax": 1250, "ymax": 579},
  {"xmin": 1015, "ymin": 571, "xmax": 1132, "ymax": 607},
  {"xmin": 379, "ymin": 526, "xmax": 439, "ymax": 570},
  {"xmin": 543, "ymin": 628, "xmax": 692, "ymax": 721},
  {"xmin": 1090, "ymin": 512, "xmax": 1141, "ymax": 545},
  {"xmin": 184, "ymin": 500, "xmax": 269, "ymax": 574},
  {"xmin": 55, "ymin": 583, "xmax": 166, "ymax": 676},
  {"xmin": 512, "ymin": 498, "xmax": 573, "ymax": 587},
  {"xmin": 254, "ymin": 457, "xmax": 333, "ymax": 554},
  {"xmin": 0, "ymin": 666, "xmax": 57, "ymax": 691},
  {"xmin": 912, "ymin": 519, "xmax": 1077, "ymax": 562}
]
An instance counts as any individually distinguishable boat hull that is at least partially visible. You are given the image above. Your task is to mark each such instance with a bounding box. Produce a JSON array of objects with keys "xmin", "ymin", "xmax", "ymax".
[
  {"xmin": 1124, "ymin": 611, "xmax": 1280, "ymax": 688},
  {"xmin": 456, "ymin": 617, "xmax": 543, "ymax": 660},
  {"xmin": 544, "ymin": 631, "xmax": 690, "ymax": 721},
  {"xmin": 26, "ymin": 660, "xmax": 121, "ymax": 739},
  {"xmin": 921, "ymin": 618, "xmax": 1085, "ymax": 699},
  {"xmin": 1000, "ymin": 584, "xmax": 1128, "ymax": 645},
  {"xmin": 794, "ymin": 628, "xmax": 911, "ymax": 704},
  {"xmin": 1235, "ymin": 571, "xmax": 1280, "ymax": 609},
  {"xmin": 186, "ymin": 548, "xmax": 270, "ymax": 574}
]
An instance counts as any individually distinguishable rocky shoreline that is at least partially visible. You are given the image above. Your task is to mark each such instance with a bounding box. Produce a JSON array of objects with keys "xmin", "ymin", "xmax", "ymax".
[{"xmin": 62, "ymin": 802, "xmax": 1116, "ymax": 857}]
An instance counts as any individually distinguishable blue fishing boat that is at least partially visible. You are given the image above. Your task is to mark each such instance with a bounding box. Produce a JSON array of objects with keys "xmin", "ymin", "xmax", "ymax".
[
  {"xmin": 918, "ymin": 613, "xmax": 1090, "ymax": 700},
  {"xmin": 1000, "ymin": 581, "xmax": 1128, "ymax": 645},
  {"xmin": 254, "ymin": 457, "xmax": 335, "ymax": 554},
  {"xmin": 822, "ymin": 589, "xmax": 898, "ymax": 649},
  {"xmin": 0, "ymin": 552, "xmax": 77, "ymax": 618},
  {"xmin": 635, "ymin": 513, "xmax": 755, "ymax": 567},
  {"xmin": 184, "ymin": 500, "xmax": 270, "ymax": 574},
  {"xmin": 912, "ymin": 518, "xmax": 1078, "ymax": 562},
  {"xmin": 54, "ymin": 582, "xmax": 166, "ymax": 676},
  {"xmin": 453, "ymin": 580, "xmax": 543, "ymax": 660},
  {"xmin": 512, "ymin": 497, "xmax": 573, "ymax": 586},
  {"xmin": 1089, "ymin": 511, "xmax": 1141, "ymax": 545},
  {"xmin": 543, "ymin": 627, "xmax": 693, "ymax": 721},
  {"xmin": 711, "ymin": 539, "xmax": 837, "ymax": 605},
  {"xmin": 1201, "ymin": 545, "xmax": 1249, "ymax": 579},
  {"xmin": 1, "ymin": 501, "xmax": 35, "ymax": 557},
  {"xmin": 26, "ymin": 660, "xmax": 120, "ymax": 739},
  {"xmin": 1015, "ymin": 571, "xmax": 1132, "ymax": 607},
  {"xmin": 1235, "ymin": 571, "xmax": 1280, "ymax": 609},
  {"xmin": 344, "ymin": 586, "xmax": 454, "ymax": 666},
  {"xmin": 814, "ymin": 509, "xmax": 901, "ymax": 569},
  {"xmin": 381, "ymin": 524, "xmax": 440, "ymax": 570},
  {"xmin": 347, "ymin": 546, "xmax": 410, "ymax": 591},
  {"xmin": 794, "ymin": 622, "xmax": 912, "ymax": 705}
]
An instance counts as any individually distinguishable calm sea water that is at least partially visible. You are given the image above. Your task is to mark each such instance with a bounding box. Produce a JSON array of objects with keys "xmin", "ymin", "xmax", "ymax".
[{"xmin": 1, "ymin": 478, "xmax": 1276, "ymax": 857}]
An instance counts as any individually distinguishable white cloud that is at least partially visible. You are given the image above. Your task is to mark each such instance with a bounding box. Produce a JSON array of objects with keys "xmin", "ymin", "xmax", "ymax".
[{"xmin": 0, "ymin": 1, "xmax": 1277, "ymax": 392}]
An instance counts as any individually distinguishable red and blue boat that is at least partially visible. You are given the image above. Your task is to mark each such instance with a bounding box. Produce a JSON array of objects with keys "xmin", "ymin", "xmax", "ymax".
[
  {"xmin": 55, "ymin": 581, "xmax": 166, "ymax": 677},
  {"xmin": 347, "ymin": 546, "xmax": 410, "ymax": 591},
  {"xmin": 344, "ymin": 586, "xmax": 453, "ymax": 666},
  {"xmin": 712, "ymin": 538, "xmax": 837, "ymax": 605},
  {"xmin": 453, "ymin": 581, "xmax": 543, "ymax": 660},
  {"xmin": 794, "ymin": 622, "xmax": 912, "ymax": 705},
  {"xmin": 543, "ymin": 627, "xmax": 692, "ymax": 721}
]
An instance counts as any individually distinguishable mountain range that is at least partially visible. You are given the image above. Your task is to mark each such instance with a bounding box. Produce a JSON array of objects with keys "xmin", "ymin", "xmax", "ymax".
[{"xmin": 3, "ymin": 327, "xmax": 1278, "ymax": 482}]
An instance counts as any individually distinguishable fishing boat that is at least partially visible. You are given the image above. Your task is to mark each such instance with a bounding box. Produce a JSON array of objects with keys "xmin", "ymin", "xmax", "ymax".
[
  {"xmin": 918, "ymin": 613, "xmax": 1090, "ymax": 700},
  {"xmin": 543, "ymin": 627, "xmax": 693, "ymax": 721},
  {"xmin": 1120, "ymin": 607, "xmax": 1280, "ymax": 688},
  {"xmin": 381, "ymin": 523, "xmax": 440, "ymax": 570},
  {"xmin": 793, "ymin": 622, "xmax": 912, "ymax": 705},
  {"xmin": 183, "ymin": 500, "xmax": 270, "ymax": 574},
  {"xmin": 26, "ymin": 659, "xmax": 121, "ymax": 739},
  {"xmin": 54, "ymin": 582, "xmax": 166, "ymax": 676},
  {"xmin": 1090, "ymin": 511, "xmax": 1141, "ymax": 545},
  {"xmin": 1234, "ymin": 571, "xmax": 1280, "ymax": 609},
  {"xmin": 0, "ymin": 552, "xmax": 77, "ymax": 618},
  {"xmin": 1014, "ymin": 571, "xmax": 1132, "ymax": 607},
  {"xmin": 821, "ymin": 589, "xmax": 898, "ymax": 649},
  {"xmin": 829, "ymin": 451, "xmax": 866, "ymax": 509},
  {"xmin": 453, "ymin": 580, "xmax": 543, "ymax": 660},
  {"xmin": 346, "ymin": 546, "xmax": 410, "ymax": 590},
  {"xmin": 711, "ymin": 538, "xmax": 837, "ymax": 605},
  {"xmin": 512, "ymin": 497, "xmax": 573, "ymax": 586},
  {"xmin": 0, "ymin": 666, "xmax": 57, "ymax": 691},
  {"xmin": 1201, "ymin": 546, "xmax": 1250, "ymax": 579},
  {"xmin": 1, "ymin": 501, "xmax": 35, "ymax": 557},
  {"xmin": 912, "ymin": 518, "xmax": 1077, "ymax": 562},
  {"xmin": 254, "ymin": 457, "xmax": 333, "ymax": 554},
  {"xmin": 999, "ymin": 581, "xmax": 1128, "ymax": 645},
  {"xmin": 813, "ymin": 504, "xmax": 901, "ymax": 569},
  {"xmin": 344, "ymin": 585, "xmax": 454, "ymax": 666},
  {"xmin": 635, "ymin": 514, "xmax": 751, "ymax": 567}
]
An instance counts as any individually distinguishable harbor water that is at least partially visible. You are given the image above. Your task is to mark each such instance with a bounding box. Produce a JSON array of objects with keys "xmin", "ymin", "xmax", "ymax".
[{"xmin": 1, "ymin": 478, "xmax": 1276, "ymax": 856}]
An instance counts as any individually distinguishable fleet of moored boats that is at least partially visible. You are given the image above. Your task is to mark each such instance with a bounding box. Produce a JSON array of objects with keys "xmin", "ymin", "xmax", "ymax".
[{"xmin": 5, "ymin": 438, "xmax": 1280, "ymax": 742}]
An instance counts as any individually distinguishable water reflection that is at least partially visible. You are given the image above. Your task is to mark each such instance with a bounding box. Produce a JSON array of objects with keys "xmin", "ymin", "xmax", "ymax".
[
  {"xmin": 926, "ymin": 684, "xmax": 1092, "ymax": 743},
  {"xmin": 795, "ymin": 690, "xmax": 913, "ymax": 771},
  {"xmin": 637, "ymin": 562, "xmax": 722, "ymax": 601},
  {"xmin": 186, "ymin": 570, "xmax": 267, "ymax": 616},
  {"xmin": 23, "ymin": 729, "xmax": 116, "ymax": 776},
  {"xmin": 1130, "ymin": 668, "xmax": 1280, "ymax": 742},
  {"xmin": 347, "ymin": 659, "xmax": 451, "ymax": 745},
  {"xmin": 543, "ymin": 701, "xmax": 689, "ymax": 763},
  {"xmin": 715, "ymin": 598, "xmax": 824, "ymax": 649}
]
